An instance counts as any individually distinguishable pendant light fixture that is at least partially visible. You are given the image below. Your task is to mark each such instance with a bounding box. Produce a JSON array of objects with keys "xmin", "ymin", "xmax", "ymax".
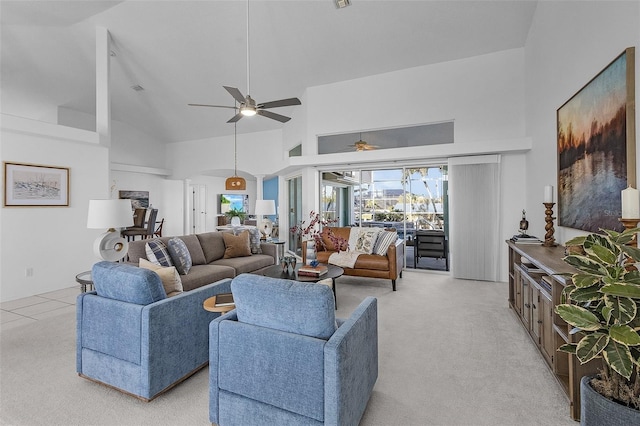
[{"xmin": 225, "ymin": 119, "xmax": 246, "ymax": 190}]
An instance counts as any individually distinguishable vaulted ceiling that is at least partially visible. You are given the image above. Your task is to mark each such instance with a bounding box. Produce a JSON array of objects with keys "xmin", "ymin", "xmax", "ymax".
[{"xmin": 1, "ymin": 0, "xmax": 538, "ymax": 143}]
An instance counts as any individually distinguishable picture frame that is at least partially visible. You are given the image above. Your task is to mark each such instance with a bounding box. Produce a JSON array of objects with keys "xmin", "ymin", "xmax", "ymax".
[
  {"xmin": 219, "ymin": 193, "xmax": 249, "ymax": 214},
  {"xmin": 557, "ymin": 47, "xmax": 636, "ymax": 233},
  {"xmin": 3, "ymin": 162, "xmax": 70, "ymax": 207},
  {"xmin": 119, "ymin": 190, "xmax": 150, "ymax": 209}
]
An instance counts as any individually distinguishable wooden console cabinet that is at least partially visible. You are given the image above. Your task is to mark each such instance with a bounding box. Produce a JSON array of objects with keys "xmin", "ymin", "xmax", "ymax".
[{"xmin": 507, "ymin": 241, "xmax": 598, "ymax": 421}]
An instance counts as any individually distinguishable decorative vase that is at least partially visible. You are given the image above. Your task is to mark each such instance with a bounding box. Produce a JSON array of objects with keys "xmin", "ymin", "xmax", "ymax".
[
  {"xmin": 580, "ymin": 375, "xmax": 640, "ymax": 425},
  {"xmin": 305, "ymin": 240, "xmax": 317, "ymax": 265},
  {"xmin": 230, "ymin": 216, "xmax": 241, "ymax": 226}
]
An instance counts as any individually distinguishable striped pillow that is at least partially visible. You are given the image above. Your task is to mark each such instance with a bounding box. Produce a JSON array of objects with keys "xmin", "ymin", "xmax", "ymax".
[
  {"xmin": 373, "ymin": 230, "xmax": 398, "ymax": 256},
  {"xmin": 145, "ymin": 240, "xmax": 174, "ymax": 267}
]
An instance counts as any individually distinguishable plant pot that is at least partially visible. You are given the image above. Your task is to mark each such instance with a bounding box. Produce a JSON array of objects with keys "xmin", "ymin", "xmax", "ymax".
[
  {"xmin": 580, "ymin": 375, "xmax": 640, "ymax": 425},
  {"xmin": 230, "ymin": 216, "xmax": 241, "ymax": 226}
]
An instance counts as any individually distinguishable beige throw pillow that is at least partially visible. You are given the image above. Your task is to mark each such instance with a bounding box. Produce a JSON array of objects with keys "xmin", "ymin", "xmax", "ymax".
[
  {"xmin": 139, "ymin": 258, "xmax": 183, "ymax": 297},
  {"xmin": 222, "ymin": 230, "xmax": 252, "ymax": 258}
]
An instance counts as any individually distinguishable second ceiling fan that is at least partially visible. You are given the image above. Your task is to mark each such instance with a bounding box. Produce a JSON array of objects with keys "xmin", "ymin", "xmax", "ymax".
[{"xmin": 189, "ymin": 0, "xmax": 301, "ymax": 123}]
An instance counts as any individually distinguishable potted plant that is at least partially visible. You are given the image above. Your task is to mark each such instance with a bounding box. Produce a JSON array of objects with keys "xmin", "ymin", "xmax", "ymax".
[
  {"xmin": 555, "ymin": 228, "xmax": 640, "ymax": 423},
  {"xmin": 224, "ymin": 207, "xmax": 246, "ymax": 226}
]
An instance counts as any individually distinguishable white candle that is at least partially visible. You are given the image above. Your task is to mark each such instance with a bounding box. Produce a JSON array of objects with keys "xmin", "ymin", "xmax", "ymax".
[
  {"xmin": 544, "ymin": 185, "xmax": 553, "ymax": 203},
  {"xmin": 621, "ymin": 186, "xmax": 640, "ymax": 219}
]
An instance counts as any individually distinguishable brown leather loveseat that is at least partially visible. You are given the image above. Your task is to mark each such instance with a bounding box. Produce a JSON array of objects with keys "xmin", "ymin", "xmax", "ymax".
[{"xmin": 302, "ymin": 226, "xmax": 404, "ymax": 291}]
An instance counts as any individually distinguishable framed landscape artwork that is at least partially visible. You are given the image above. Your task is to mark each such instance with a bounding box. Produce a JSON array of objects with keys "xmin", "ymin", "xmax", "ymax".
[
  {"xmin": 119, "ymin": 190, "xmax": 150, "ymax": 209},
  {"xmin": 3, "ymin": 162, "xmax": 70, "ymax": 207},
  {"xmin": 557, "ymin": 47, "xmax": 636, "ymax": 233}
]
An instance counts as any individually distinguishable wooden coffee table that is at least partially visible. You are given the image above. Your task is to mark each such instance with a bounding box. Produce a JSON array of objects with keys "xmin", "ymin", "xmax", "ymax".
[{"xmin": 261, "ymin": 263, "xmax": 344, "ymax": 307}]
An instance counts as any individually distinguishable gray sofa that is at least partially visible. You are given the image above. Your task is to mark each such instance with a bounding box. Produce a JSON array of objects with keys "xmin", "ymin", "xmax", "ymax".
[{"xmin": 127, "ymin": 232, "xmax": 277, "ymax": 291}]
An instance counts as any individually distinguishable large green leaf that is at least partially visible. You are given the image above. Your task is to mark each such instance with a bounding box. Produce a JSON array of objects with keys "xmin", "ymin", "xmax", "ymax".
[
  {"xmin": 576, "ymin": 332, "xmax": 609, "ymax": 363},
  {"xmin": 565, "ymin": 235, "xmax": 587, "ymax": 247},
  {"xmin": 609, "ymin": 324, "xmax": 640, "ymax": 346},
  {"xmin": 603, "ymin": 340, "xmax": 634, "ymax": 379},
  {"xmin": 571, "ymin": 274, "xmax": 601, "ymax": 289},
  {"xmin": 620, "ymin": 245, "xmax": 640, "ymax": 263},
  {"xmin": 569, "ymin": 286, "xmax": 603, "ymax": 303},
  {"xmin": 555, "ymin": 304, "xmax": 602, "ymax": 331},
  {"xmin": 622, "ymin": 269, "xmax": 640, "ymax": 285},
  {"xmin": 588, "ymin": 244, "xmax": 617, "ymax": 265},
  {"xmin": 558, "ymin": 343, "xmax": 577, "ymax": 354},
  {"xmin": 601, "ymin": 283, "xmax": 640, "ymax": 299},
  {"xmin": 564, "ymin": 255, "xmax": 609, "ymax": 276},
  {"xmin": 604, "ymin": 295, "xmax": 637, "ymax": 325}
]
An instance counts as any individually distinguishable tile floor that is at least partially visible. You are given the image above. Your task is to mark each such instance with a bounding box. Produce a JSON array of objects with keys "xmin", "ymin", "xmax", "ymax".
[{"xmin": 0, "ymin": 286, "xmax": 79, "ymax": 333}]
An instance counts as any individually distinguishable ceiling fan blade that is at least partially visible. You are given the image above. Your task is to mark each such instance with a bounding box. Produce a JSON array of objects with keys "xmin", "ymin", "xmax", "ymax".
[
  {"xmin": 257, "ymin": 110, "xmax": 291, "ymax": 123},
  {"xmin": 223, "ymin": 86, "xmax": 246, "ymax": 104},
  {"xmin": 227, "ymin": 113, "xmax": 244, "ymax": 123},
  {"xmin": 188, "ymin": 103, "xmax": 236, "ymax": 109},
  {"xmin": 258, "ymin": 97, "xmax": 302, "ymax": 109}
]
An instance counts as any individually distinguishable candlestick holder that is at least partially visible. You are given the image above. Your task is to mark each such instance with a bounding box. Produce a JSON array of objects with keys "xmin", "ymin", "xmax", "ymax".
[
  {"xmin": 543, "ymin": 202, "xmax": 557, "ymax": 247},
  {"xmin": 619, "ymin": 218, "xmax": 640, "ymax": 248}
]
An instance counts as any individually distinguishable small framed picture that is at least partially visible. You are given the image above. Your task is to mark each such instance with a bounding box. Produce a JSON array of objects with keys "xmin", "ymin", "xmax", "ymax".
[{"xmin": 3, "ymin": 162, "xmax": 70, "ymax": 207}]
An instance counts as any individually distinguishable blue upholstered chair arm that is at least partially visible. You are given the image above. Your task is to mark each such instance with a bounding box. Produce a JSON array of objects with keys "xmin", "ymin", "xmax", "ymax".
[
  {"xmin": 209, "ymin": 310, "xmax": 239, "ymax": 424},
  {"xmin": 324, "ymin": 297, "xmax": 378, "ymax": 426},
  {"xmin": 141, "ymin": 278, "xmax": 233, "ymax": 393}
]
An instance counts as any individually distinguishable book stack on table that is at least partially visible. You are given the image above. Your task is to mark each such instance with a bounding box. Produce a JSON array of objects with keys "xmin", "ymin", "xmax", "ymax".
[
  {"xmin": 298, "ymin": 264, "xmax": 328, "ymax": 277},
  {"xmin": 510, "ymin": 234, "xmax": 542, "ymax": 245}
]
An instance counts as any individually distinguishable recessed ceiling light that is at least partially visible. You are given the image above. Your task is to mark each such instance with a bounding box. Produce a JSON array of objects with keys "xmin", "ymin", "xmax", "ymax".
[{"xmin": 335, "ymin": 0, "xmax": 351, "ymax": 9}]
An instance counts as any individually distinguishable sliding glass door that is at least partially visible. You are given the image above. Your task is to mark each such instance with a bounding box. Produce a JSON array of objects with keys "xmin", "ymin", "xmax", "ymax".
[
  {"xmin": 287, "ymin": 176, "xmax": 302, "ymax": 254},
  {"xmin": 321, "ymin": 165, "xmax": 448, "ymax": 270}
]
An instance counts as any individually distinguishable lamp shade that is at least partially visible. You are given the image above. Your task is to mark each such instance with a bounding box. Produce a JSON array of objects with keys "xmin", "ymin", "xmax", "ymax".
[
  {"xmin": 255, "ymin": 199, "xmax": 276, "ymax": 217},
  {"xmin": 87, "ymin": 199, "xmax": 134, "ymax": 229}
]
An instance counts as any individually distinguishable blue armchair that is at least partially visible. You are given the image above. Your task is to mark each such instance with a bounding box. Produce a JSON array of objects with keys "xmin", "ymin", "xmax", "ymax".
[
  {"xmin": 209, "ymin": 274, "xmax": 378, "ymax": 426},
  {"xmin": 76, "ymin": 261, "xmax": 232, "ymax": 401}
]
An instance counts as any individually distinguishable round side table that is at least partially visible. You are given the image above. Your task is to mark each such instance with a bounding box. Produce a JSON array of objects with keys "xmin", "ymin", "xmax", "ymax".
[
  {"xmin": 203, "ymin": 293, "xmax": 235, "ymax": 314},
  {"xmin": 75, "ymin": 271, "xmax": 94, "ymax": 293}
]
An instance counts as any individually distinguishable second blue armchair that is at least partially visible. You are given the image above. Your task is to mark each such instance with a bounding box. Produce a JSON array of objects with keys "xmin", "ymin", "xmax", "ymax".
[{"xmin": 209, "ymin": 274, "xmax": 378, "ymax": 426}]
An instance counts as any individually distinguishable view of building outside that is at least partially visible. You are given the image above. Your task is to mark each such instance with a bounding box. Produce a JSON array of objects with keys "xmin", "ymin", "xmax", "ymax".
[{"xmin": 321, "ymin": 166, "xmax": 448, "ymax": 242}]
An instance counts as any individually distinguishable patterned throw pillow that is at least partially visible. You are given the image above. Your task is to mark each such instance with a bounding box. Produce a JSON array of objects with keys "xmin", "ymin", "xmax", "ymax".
[
  {"xmin": 373, "ymin": 230, "xmax": 398, "ymax": 256},
  {"xmin": 145, "ymin": 239, "xmax": 174, "ymax": 267},
  {"xmin": 139, "ymin": 258, "xmax": 183, "ymax": 296},
  {"xmin": 167, "ymin": 237, "xmax": 192, "ymax": 275},
  {"xmin": 246, "ymin": 227, "xmax": 263, "ymax": 254},
  {"xmin": 354, "ymin": 228, "xmax": 380, "ymax": 254},
  {"xmin": 222, "ymin": 230, "xmax": 252, "ymax": 258}
]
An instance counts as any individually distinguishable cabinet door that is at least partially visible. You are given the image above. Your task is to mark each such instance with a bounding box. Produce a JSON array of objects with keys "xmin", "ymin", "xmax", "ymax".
[
  {"xmin": 522, "ymin": 277, "xmax": 531, "ymax": 330},
  {"xmin": 513, "ymin": 266, "xmax": 523, "ymax": 316},
  {"xmin": 530, "ymin": 284, "xmax": 541, "ymax": 343},
  {"xmin": 540, "ymin": 290, "xmax": 554, "ymax": 365}
]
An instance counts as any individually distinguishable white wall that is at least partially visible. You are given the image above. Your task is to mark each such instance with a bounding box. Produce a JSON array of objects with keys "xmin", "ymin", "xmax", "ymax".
[
  {"xmin": 166, "ymin": 129, "xmax": 284, "ymax": 180},
  {"xmin": 524, "ymin": 1, "xmax": 640, "ymax": 243},
  {"xmin": 1, "ymin": 116, "xmax": 109, "ymax": 301},
  {"xmin": 305, "ymin": 48, "xmax": 526, "ymax": 152}
]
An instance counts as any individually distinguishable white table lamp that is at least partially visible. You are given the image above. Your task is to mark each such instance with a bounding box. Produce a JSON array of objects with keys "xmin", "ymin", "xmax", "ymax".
[
  {"xmin": 87, "ymin": 199, "xmax": 134, "ymax": 261},
  {"xmin": 255, "ymin": 199, "xmax": 276, "ymax": 240}
]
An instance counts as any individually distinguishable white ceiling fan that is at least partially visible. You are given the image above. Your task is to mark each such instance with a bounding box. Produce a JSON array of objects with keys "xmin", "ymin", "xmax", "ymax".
[{"xmin": 188, "ymin": 0, "xmax": 301, "ymax": 123}]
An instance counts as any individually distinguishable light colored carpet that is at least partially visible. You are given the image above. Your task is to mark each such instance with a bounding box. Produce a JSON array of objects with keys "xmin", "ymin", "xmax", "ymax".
[{"xmin": 0, "ymin": 271, "xmax": 574, "ymax": 425}]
